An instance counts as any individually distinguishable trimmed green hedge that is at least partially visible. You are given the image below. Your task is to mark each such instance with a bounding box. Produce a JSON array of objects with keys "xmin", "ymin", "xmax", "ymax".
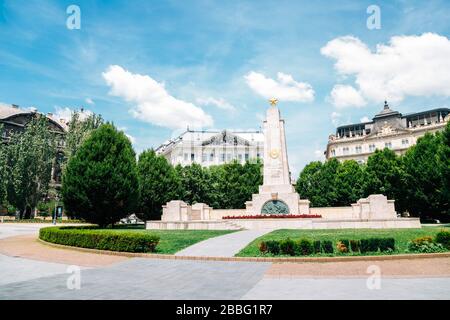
[
  {"xmin": 258, "ymin": 237, "xmax": 395, "ymax": 256},
  {"xmin": 39, "ymin": 226, "xmax": 160, "ymax": 253}
]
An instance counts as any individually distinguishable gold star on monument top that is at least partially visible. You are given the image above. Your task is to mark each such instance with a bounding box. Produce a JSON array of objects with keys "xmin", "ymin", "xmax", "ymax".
[{"xmin": 269, "ymin": 98, "xmax": 278, "ymax": 106}]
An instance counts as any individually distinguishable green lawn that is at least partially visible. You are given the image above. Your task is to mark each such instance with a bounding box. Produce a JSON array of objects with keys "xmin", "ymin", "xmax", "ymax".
[
  {"xmin": 236, "ymin": 226, "xmax": 450, "ymax": 257},
  {"xmin": 94, "ymin": 227, "xmax": 237, "ymax": 254}
]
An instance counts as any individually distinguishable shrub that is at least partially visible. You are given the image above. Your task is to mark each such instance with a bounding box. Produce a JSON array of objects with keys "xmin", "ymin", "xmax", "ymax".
[
  {"xmin": 259, "ymin": 241, "xmax": 268, "ymax": 254},
  {"xmin": 407, "ymin": 236, "xmax": 445, "ymax": 253},
  {"xmin": 336, "ymin": 241, "xmax": 348, "ymax": 253},
  {"xmin": 313, "ymin": 240, "xmax": 321, "ymax": 254},
  {"xmin": 350, "ymin": 240, "xmax": 360, "ymax": 253},
  {"xmin": 322, "ymin": 240, "xmax": 334, "ymax": 254},
  {"xmin": 360, "ymin": 238, "xmax": 381, "ymax": 253},
  {"xmin": 61, "ymin": 124, "xmax": 139, "ymax": 227},
  {"xmin": 280, "ymin": 238, "xmax": 297, "ymax": 256},
  {"xmin": 297, "ymin": 239, "xmax": 313, "ymax": 256},
  {"xmin": 435, "ymin": 230, "xmax": 450, "ymax": 249},
  {"xmin": 339, "ymin": 239, "xmax": 350, "ymax": 249},
  {"xmin": 39, "ymin": 227, "xmax": 159, "ymax": 253},
  {"xmin": 408, "ymin": 236, "xmax": 445, "ymax": 253},
  {"xmin": 379, "ymin": 238, "xmax": 395, "ymax": 252},
  {"xmin": 265, "ymin": 240, "xmax": 280, "ymax": 255}
]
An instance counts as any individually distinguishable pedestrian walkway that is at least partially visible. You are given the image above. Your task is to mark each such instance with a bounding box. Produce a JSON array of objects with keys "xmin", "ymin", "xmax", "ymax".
[{"xmin": 175, "ymin": 229, "xmax": 273, "ymax": 257}]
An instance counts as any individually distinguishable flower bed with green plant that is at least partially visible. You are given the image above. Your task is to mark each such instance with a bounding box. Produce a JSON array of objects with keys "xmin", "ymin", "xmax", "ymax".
[
  {"xmin": 236, "ymin": 228, "xmax": 450, "ymax": 257},
  {"xmin": 39, "ymin": 226, "xmax": 160, "ymax": 253}
]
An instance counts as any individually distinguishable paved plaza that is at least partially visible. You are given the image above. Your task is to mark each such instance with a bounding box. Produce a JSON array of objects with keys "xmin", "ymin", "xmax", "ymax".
[{"xmin": 0, "ymin": 224, "xmax": 449, "ymax": 300}]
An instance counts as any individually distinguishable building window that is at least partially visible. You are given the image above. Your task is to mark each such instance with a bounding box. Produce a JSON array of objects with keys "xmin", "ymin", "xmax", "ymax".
[
  {"xmin": 238, "ymin": 154, "xmax": 243, "ymax": 161},
  {"xmin": 210, "ymin": 153, "xmax": 214, "ymax": 161},
  {"xmin": 343, "ymin": 147, "xmax": 349, "ymax": 155},
  {"xmin": 191, "ymin": 153, "xmax": 195, "ymax": 161},
  {"xmin": 331, "ymin": 149, "xmax": 336, "ymax": 156},
  {"xmin": 227, "ymin": 153, "xmax": 232, "ymax": 161},
  {"xmin": 385, "ymin": 142, "xmax": 392, "ymax": 149},
  {"xmin": 369, "ymin": 144, "xmax": 376, "ymax": 152},
  {"xmin": 184, "ymin": 153, "xmax": 188, "ymax": 161},
  {"xmin": 220, "ymin": 153, "xmax": 225, "ymax": 162},
  {"xmin": 257, "ymin": 153, "xmax": 261, "ymax": 159},
  {"xmin": 245, "ymin": 153, "xmax": 249, "ymax": 161},
  {"xmin": 202, "ymin": 153, "xmax": 207, "ymax": 162},
  {"xmin": 355, "ymin": 146, "xmax": 362, "ymax": 154},
  {"xmin": 402, "ymin": 139, "xmax": 409, "ymax": 146}
]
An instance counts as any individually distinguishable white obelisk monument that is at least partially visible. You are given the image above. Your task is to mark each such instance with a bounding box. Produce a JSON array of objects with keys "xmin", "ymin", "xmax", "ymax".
[{"xmin": 245, "ymin": 99, "xmax": 310, "ymax": 215}]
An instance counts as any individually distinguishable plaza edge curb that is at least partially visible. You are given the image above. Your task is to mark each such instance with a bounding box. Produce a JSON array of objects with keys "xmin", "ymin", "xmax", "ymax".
[{"xmin": 36, "ymin": 238, "xmax": 450, "ymax": 263}]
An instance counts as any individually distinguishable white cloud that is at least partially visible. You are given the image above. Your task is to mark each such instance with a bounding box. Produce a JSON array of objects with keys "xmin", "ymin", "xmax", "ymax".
[
  {"xmin": 53, "ymin": 106, "xmax": 92, "ymax": 122},
  {"xmin": 321, "ymin": 33, "xmax": 450, "ymax": 105},
  {"xmin": 244, "ymin": 71, "xmax": 314, "ymax": 102},
  {"xmin": 85, "ymin": 98, "xmax": 95, "ymax": 105},
  {"xmin": 102, "ymin": 65, "xmax": 213, "ymax": 130},
  {"xmin": 314, "ymin": 149, "xmax": 324, "ymax": 159},
  {"xmin": 196, "ymin": 97, "xmax": 236, "ymax": 112},
  {"xmin": 329, "ymin": 85, "xmax": 366, "ymax": 108},
  {"xmin": 360, "ymin": 116, "xmax": 370, "ymax": 123},
  {"xmin": 331, "ymin": 111, "xmax": 341, "ymax": 126},
  {"xmin": 118, "ymin": 126, "xmax": 136, "ymax": 144}
]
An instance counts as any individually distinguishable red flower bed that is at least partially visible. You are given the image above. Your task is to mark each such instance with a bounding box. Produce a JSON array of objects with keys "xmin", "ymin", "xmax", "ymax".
[{"xmin": 222, "ymin": 214, "xmax": 322, "ymax": 219}]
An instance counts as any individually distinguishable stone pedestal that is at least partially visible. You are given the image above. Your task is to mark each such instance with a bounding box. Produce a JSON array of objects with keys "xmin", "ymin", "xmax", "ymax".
[
  {"xmin": 352, "ymin": 194, "xmax": 397, "ymax": 220},
  {"xmin": 161, "ymin": 201, "xmax": 212, "ymax": 221}
]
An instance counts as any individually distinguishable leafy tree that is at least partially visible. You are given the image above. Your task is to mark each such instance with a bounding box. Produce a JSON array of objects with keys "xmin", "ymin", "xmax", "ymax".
[
  {"xmin": 440, "ymin": 122, "xmax": 450, "ymax": 215},
  {"xmin": 6, "ymin": 116, "xmax": 56, "ymax": 218},
  {"xmin": 176, "ymin": 163, "xmax": 212, "ymax": 205},
  {"xmin": 403, "ymin": 132, "xmax": 447, "ymax": 218},
  {"xmin": 0, "ymin": 124, "xmax": 7, "ymax": 206},
  {"xmin": 295, "ymin": 158, "xmax": 339, "ymax": 207},
  {"xmin": 137, "ymin": 149, "xmax": 179, "ymax": 220},
  {"xmin": 334, "ymin": 160, "xmax": 366, "ymax": 206},
  {"xmin": 64, "ymin": 111, "xmax": 103, "ymax": 162},
  {"xmin": 364, "ymin": 148, "xmax": 407, "ymax": 213},
  {"xmin": 208, "ymin": 160, "xmax": 262, "ymax": 209},
  {"xmin": 61, "ymin": 123, "xmax": 139, "ymax": 227}
]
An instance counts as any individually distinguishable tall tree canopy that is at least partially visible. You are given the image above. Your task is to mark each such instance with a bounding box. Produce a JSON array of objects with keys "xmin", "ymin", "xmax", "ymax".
[
  {"xmin": 137, "ymin": 149, "xmax": 179, "ymax": 220},
  {"xmin": 64, "ymin": 111, "xmax": 103, "ymax": 162},
  {"xmin": 295, "ymin": 158, "xmax": 339, "ymax": 207},
  {"xmin": 0, "ymin": 124, "xmax": 7, "ymax": 206},
  {"xmin": 6, "ymin": 116, "xmax": 56, "ymax": 218},
  {"xmin": 61, "ymin": 123, "xmax": 139, "ymax": 227},
  {"xmin": 402, "ymin": 132, "xmax": 447, "ymax": 218}
]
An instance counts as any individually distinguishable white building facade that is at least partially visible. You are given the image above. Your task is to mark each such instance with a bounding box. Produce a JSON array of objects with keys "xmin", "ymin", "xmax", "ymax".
[
  {"xmin": 155, "ymin": 129, "xmax": 264, "ymax": 167},
  {"xmin": 325, "ymin": 102, "xmax": 450, "ymax": 163}
]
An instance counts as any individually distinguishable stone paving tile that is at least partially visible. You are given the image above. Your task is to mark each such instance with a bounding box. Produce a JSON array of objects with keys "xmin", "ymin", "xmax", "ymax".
[
  {"xmin": 175, "ymin": 229, "xmax": 273, "ymax": 257},
  {"xmin": 0, "ymin": 258, "xmax": 271, "ymax": 300},
  {"xmin": 267, "ymin": 257, "xmax": 450, "ymax": 278},
  {"xmin": 242, "ymin": 277, "xmax": 450, "ymax": 300}
]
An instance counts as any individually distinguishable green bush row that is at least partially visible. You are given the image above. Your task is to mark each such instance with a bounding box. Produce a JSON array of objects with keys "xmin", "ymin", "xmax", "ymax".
[
  {"xmin": 39, "ymin": 226, "xmax": 160, "ymax": 253},
  {"xmin": 407, "ymin": 230, "xmax": 450, "ymax": 253},
  {"xmin": 259, "ymin": 237, "xmax": 396, "ymax": 256}
]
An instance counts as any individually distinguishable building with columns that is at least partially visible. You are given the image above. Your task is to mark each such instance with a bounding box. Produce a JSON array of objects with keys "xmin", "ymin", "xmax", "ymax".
[
  {"xmin": 325, "ymin": 102, "xmax": 450, "ymax": 163},
  {"xmin": 155, "ymin": 129, "xmax": 264, "ymax": 167}
]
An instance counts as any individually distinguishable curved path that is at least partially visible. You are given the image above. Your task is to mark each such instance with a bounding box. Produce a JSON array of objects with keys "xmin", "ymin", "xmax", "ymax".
[
  {"xmin": 1, "ymin": 223, "xmax": 450, "ymax": 299},
  {"xmin": 175, "ymin": 229, "xmax": 273, "ymax": 257}
]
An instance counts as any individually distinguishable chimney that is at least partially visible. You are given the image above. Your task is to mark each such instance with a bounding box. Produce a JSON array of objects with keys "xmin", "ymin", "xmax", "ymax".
[{"xmin": 12, "ymin": 104, "xmax": 19, "ymax": 109}]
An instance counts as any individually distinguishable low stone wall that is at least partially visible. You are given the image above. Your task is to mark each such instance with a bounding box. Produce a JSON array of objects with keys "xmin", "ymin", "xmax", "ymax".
[
  {"xmin": 146, "ymin": 217, "xmax": 421, "ymax": 230},
  {"xmin": 146, "ymin": 220, "xmax": 241, "ymax": 230},
  {"xmin": 310, "ymin": 207, "xmax": 355, "ymax": 220},
  {"xmin": 209, "ymin": 209, "xmax": 247, "ymax": 220}
]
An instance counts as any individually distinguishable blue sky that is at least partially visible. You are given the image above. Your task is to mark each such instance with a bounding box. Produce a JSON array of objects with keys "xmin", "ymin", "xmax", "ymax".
[{"xmin": 1, "ymin": 0, "xmax": 450, "ymax": 175}]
